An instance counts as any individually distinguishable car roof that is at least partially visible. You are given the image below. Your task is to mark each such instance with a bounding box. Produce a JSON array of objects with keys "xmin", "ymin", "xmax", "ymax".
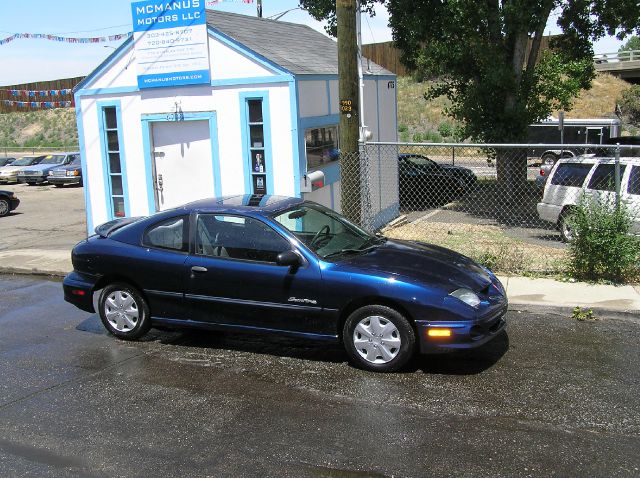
[
  {"xmin": 557, "ymin": 155, "xmax": 640, "ymax": 165},
  {"xmin": 180, "ymin": 195, "xmax": 305, "ymax": 215}
]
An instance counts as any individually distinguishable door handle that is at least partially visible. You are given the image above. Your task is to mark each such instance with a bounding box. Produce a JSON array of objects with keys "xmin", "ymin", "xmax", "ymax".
[{"xmin": 191, "ymin": 266, "xmax": 208, "ymax": 273}]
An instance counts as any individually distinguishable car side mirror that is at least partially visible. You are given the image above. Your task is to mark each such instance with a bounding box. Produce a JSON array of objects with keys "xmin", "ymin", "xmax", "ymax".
[{"xmin": 276, "ymin": 250, "xmax": 300, "ymax": 268}]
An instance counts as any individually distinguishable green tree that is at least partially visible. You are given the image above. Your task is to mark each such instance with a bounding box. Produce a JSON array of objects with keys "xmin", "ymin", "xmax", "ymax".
[
  {"xmin": 299, "ymin": 0, "xmax": 640, "ymax": 185},
  {"xmin": 618, "ymin": 35, "xmax": 640, "ymax": 61}
]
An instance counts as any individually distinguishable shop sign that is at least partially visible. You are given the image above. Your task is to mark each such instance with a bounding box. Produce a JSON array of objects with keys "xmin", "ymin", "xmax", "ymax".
[{"xmin": 131, "ymin": 0, "xmax": 210, "ymax": 89}]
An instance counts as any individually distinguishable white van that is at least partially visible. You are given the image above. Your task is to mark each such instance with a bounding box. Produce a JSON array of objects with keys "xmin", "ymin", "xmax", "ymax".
[{"xmin": 537, "ymin": 156, "xmax": 640, "ymax": 241}]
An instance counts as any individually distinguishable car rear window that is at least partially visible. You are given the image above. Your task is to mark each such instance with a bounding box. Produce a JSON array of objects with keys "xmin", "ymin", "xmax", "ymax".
[
  {"xmin": 587, "ymin": 164, "xmax": 627, "ymax": 192},
  {"xmin": 142, "ymin": 216, "xmax": 188, "ymax": 252},
  {"xmin": 550, "ymin": 163, "xmax": 593, "ymax": 187},
  {"xmin": 628, "ymin": 166, "xmax": 640, "ymax": 196}
]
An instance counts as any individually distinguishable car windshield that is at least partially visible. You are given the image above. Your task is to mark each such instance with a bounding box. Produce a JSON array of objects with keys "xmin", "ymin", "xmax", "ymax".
[
  {"xmin": 403, "ymin": 155, "xmax": 437, "ymax": 167},
  {"xmin": 68, "ymin": 157, "xmax": 81, "ymax": 166},
  {"xmin": 272, "ymin": 203, "xmax": 384, "ymax": 259},
  {"xmin": 40, "ymin": 155, "xmax": 66, "ymax": 165},
  {"xmin": 12, "ymin": 157, "xmax": 39, "ymax": 166},
  {"xmin": 0, "ymin": 158, "xmax": 14, "ymax": 166}
]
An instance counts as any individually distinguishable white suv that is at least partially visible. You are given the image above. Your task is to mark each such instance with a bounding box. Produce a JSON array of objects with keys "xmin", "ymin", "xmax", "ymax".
[{"xmin": 537, "ymin": 156, "xmax": 640, "ymax": 241}]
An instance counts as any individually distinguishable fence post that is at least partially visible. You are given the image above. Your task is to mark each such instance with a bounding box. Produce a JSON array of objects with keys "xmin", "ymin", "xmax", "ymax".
[
  {"xmin": 614, "ymin": 143, "xmax": 621, "ymax": 211},
  {"xmin": 451, "ymin": 146, "xmax": 455, "ymax": 165}
]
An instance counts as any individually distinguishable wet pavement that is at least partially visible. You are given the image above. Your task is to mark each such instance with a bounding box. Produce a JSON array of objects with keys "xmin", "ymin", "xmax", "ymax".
[{"xmin": 0, "ymin": 274, "xmax": 639, "ymax": 477}]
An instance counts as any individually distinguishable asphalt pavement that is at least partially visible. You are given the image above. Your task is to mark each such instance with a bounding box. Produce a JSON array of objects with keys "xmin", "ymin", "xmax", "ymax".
[{"xmin": 0, "ymin": 274, "xmax": 639, "ymax": 477}]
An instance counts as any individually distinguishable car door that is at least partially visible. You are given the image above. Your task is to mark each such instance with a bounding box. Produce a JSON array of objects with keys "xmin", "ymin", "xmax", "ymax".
[{"xmin": 184, "ymin": 213, "xmax": 328, "ymax": 335}]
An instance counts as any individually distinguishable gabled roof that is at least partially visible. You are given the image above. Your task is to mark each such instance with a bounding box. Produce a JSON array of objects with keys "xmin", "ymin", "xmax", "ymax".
[{"xmin": 206, "ymin": 10, "xmax": 393, "ymax": 76}]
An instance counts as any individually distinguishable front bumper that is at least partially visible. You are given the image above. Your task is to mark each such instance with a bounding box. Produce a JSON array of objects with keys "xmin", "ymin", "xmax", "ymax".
[
  {"xmin": 0, "ymin": 176, "xmax": 18, "ymax": 184},
  {"xmin": 415, "ymin": 309, "xmax": 507, "ymax": 353},
  {"xmin": 49, "ymin": 176, "xmax": 81, "ymax": 185},
  {"xmin": 9, "ymin": 198, "xmax": 20, "ymax": 211},
  {"xmin": 63, "ymin": 271, "xmax": 97, "ymax": 313}
]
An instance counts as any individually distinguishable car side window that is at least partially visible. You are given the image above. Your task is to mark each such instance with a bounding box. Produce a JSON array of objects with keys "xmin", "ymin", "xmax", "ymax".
[
  {"xmin": 550, "ymin": 163, "xmax": 593, "ymax": 187},
  {"xmin": 628, "ymin": 166, "xmax": 640, "ymax": 196},
  {"xmin": 587, "ymin": 164, "xmax": 627, "ymax": 192},
  {"xmin": 196, "ymin": 214, "xmax": 290, "ymax": 263},
  {"xmin": 142, "ymin": 216, "xmax": 188, "ymax": 252}
]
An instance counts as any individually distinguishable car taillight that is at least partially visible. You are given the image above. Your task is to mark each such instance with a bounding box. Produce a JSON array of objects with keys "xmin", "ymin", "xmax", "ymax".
[{"xmin": 539, "ymin": 168, "xmax": 545, "ymax": 176}]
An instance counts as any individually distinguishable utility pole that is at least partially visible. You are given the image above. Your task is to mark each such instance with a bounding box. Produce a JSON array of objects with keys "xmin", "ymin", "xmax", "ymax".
[
  {"xmin": 337, "ymin": 0, "xmax": 361, "ymax": 224},
  {"xmin": 257, "ymin": 0, "xmax": 263, "ymax": 18}
]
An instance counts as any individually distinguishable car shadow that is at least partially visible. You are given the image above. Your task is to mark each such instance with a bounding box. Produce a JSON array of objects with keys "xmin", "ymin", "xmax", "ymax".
[
  {"xmin": 76, "ymin": 317, "xmax": 509, "ymax": 374},
  {"xmin": 412, "ymin": 330, "xmax": 510, "ymax": 375}
]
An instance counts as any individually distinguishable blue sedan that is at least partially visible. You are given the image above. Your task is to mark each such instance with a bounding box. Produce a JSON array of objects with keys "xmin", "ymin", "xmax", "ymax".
[{"xmin": 63, "ymin": 195, "xmax": 507, "ymax": 372}]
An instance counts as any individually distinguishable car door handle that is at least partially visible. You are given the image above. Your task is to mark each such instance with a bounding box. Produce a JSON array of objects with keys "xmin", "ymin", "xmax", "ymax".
[{"xmin": 191, "ymin": 266, "xmax": 208, "ymax": 273}]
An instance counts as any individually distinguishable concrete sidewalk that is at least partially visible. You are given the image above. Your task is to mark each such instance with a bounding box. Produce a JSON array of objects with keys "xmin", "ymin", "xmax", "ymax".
[{"xmin": 0, "ymin": 247, "xmax": 639, "ymax": 316}]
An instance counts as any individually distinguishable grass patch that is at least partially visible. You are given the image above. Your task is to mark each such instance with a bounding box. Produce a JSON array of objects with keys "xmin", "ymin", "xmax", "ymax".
[{"xmin": 384, "ymin": 221, "xmax": 567, "ymax": 275}]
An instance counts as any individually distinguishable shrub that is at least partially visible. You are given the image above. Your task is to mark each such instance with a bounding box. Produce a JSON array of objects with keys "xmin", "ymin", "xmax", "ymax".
[
  {"xmin": 618, "ymin": 85, "xmax": 640, "ymax": 126},
  {"xmin": 412, "ymin": 132, "xmax": 423, "ymax": 142},
  {"xmin": 422, "ymin": 130, "xmax": 443, "ymax": 143},
  {"xmin": 398, "ymin": 123, "xmax": 408, "ymax": 133},
  {"xmin": 567, "ymin": 198, "xmax": 640, "ymax": 282},
  {"xmin": 438, "ymin": 121, "xmax": 454, "ymax": 138}
]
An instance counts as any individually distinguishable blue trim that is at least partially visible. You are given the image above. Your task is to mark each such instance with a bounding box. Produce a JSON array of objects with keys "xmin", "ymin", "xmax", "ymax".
[
  {"xmin": 74, "ymin": 37, "xmax": 134, "ymax": 93},
  {"xmin": 208, "ymin": 27, "xmax": 291, "ymax": 76},
  {"xmin": 329, "ymin": 183, "xmax": 335, "ymax": 209},
  {"xmin": 96, "ymin": 100, "xmax": 131, "ymax": 221},
  {"xmin": 289, "ymin": 79, "xmax": 301, "ymax": 196},
  {"xmin": 376, "ymin": 78, "xmax": 382, "ymax": 209},
  {"xmin": 239, "ymin": 91, "xmax": 273, "ymax": 194},
  {"xmin": 76, "ymin": 86, "xmax": 139, "ymax": 98},
  {"xmin": 141, "ymin": 111, "xmax": 221, "ymax": 214},
  {"xmin": 299, "ymin": 114, "xmax": 340, "ymax": 129},
  {"xmin": 211, "ymin": 75, "xmax": 293, "ymax": 87},
  {"xmin": 74, "ymin": 94, "xmax": 93, "ymax": 234},
  {"xmin": 319, "ymin": 162, "xmax": 341, "ymax": 184}
]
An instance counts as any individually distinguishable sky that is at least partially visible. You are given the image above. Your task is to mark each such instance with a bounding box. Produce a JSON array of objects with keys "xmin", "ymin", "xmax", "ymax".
[{"xmin": 0, "ymin": 0, "xmax": 628, "ymax": 86}]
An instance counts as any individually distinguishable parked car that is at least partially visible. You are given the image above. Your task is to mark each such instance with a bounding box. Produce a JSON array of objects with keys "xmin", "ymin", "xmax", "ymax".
[
  {"xmin": 0, "ymin": 157, "xmax": 16, "ymax": 167},
  {"xmin": 0, "ymin": 155, "xmax": 45, "ymax": 184},
  {"xmin": 48, "ymin": 156, "xmax": 83, "ymax": 187},
  {"xmin": 18, "ymin": 152, "xmax": 79, "ymax": 185},
  {"xmin": 63, "ymin": 195, "xmax": 507, "ymax": 373},
  {"xmin": 537, "ymin": 156, "xmax": 640, "ymax": 241},
  {"xmin": 535, "ymin": 164, "xmax": 553, "ymax": 189},
  {"xmin": 0, "ymin": 190, "xmax": 20, "ymax": 217},
  {"xmin": 399, "ymin": 154, "xmax": 477, "ymax": 208}
]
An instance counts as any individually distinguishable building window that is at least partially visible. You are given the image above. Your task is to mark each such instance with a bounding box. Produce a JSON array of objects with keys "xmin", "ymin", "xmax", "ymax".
[
  {"xmin": 102, "ymin": 106, "xmax": 126, "ymax": 218},
  {"xmin": 247, "ymin": 99, "xmax": 267, "ymax": 194},
  {"xmin": 305, "ymin": 125, "xmax": 339, "ymax": 170}
]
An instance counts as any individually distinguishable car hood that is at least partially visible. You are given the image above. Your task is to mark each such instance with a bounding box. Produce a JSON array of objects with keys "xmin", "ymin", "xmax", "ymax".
[
  {"xmin": 52, "ymin": 164, "xmax": 80, "ymax": 172},
  {"xmin": 440, "ymin": 164, "xmax": 474, "ymax": 174},
  {"xmin": 21, "ymin": 163, "xmax": 60, "ymax": 172},
  {"xmin": 333, "ymin": 239, "xmax": 492, "ymax": 292},
  {"xmin": 0, "ymin": 165, "xmax": 31, "ymax": 173}
]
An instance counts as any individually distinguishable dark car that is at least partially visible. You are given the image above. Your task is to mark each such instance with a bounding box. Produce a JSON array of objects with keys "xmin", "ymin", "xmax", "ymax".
[
  {"xmin": 48, "ymin": 156, "xmax": 83, "ymax": 187},
  {"xmin": 0, "ymin": 157, "xmax": 16, "ymax": 167},
  {"xmin": 0, "ymin": 190, "xmax": 20, "ymax": 217},
  {"xmin": 399, "ymin": 154, "xmax": 477, "ymax": 208},
  {"xmin": 63, "ymin": 195, "xmax": 507, "ymax": 372}
]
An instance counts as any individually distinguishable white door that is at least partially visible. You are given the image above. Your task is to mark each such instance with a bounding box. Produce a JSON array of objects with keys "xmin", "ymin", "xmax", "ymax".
[{"xmin": 151, "ymin": 120, "xmax": 214, "ymax": 211}]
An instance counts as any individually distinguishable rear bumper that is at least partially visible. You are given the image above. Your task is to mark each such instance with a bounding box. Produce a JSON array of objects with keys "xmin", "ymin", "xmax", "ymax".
[
  {"xmin": 9, "ymin": 198, "xmax": 20, "ymax": 211},
  {"xmin": 415, "ymin": 306, "xmax": 507, "ymax": 353},
  {"xmin": 63, "ymin": 271, "xmax": 97, "ymax": 313}
]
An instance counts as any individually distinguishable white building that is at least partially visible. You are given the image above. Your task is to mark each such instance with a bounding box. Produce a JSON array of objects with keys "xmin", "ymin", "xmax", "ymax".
[{"xmin": 74, "ymin": 11, "xmax": 398, "ymax": 233}]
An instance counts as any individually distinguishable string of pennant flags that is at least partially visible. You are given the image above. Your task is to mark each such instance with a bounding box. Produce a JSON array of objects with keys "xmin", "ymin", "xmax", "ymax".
[
  {"xmin": 3, "ymin": 100, "xmax": 74, "ymax": 108},
  {"xmin": 4, "ymin": 89, "xmax": 73, "ymax": 97},
  {"xmin": 0, "ymin": 32, "xmax": 132, "ymax": 46}
]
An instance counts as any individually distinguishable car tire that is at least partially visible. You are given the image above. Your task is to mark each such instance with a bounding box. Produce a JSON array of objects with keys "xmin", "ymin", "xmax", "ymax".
[
  {"xmin": 98, "ymin": 283, "xmax": 151, "ymax": 340},
  {"xmin": 541, "ymin": 153, "xmax": 557, "ymax": 166},
  {"xmin": 342, "ymin": 305, "xmax": 416, "ymax": 372},
  {"xmin": 0, "ymin": 198, "xmax": 9, "ymax": 217},
  {"xmin": 558, "ymin": 208, "xmax": 576, "ymax": 242}
]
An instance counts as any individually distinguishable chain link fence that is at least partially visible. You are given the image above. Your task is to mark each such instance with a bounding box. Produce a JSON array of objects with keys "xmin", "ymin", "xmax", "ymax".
[
  {"xmin": 0, "ymin": 145, "xmax": 79, "ymax": 158},
  {"xmin": 338, "ymin": 142, "xmax": 640, "ymax": 275}
]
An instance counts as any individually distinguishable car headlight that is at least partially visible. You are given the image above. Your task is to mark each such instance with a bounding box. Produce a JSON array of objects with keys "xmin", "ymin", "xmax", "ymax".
[
  {"xmin": 449, "ymin": 288, "xmax": 481, "ymax": 308},
  {"xmin": 67, "ymin": 170, "xmax": 80, "ymax": 176}
]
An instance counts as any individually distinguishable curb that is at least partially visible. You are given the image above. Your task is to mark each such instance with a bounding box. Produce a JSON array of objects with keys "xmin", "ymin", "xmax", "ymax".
[
  {"xmin": 509, "ymin": 303, "xmax": 640, "ymax": 323},
  {"xmin": 0, "ymin": 266, "xmax": 67, "ymax": 280}
]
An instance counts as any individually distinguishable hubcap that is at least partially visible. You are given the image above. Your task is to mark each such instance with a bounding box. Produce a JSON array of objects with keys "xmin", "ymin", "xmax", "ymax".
[
  {"xmin": 104, "ymin": 290, "xmax": 139, "ymax": 332},
  {"xmin": 353, "ymin": 315, "xmax": 401, "ymax": 364},
  {"xmin": 0, "ymin": 200, "xmax": 8, "ymax": 215}
]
